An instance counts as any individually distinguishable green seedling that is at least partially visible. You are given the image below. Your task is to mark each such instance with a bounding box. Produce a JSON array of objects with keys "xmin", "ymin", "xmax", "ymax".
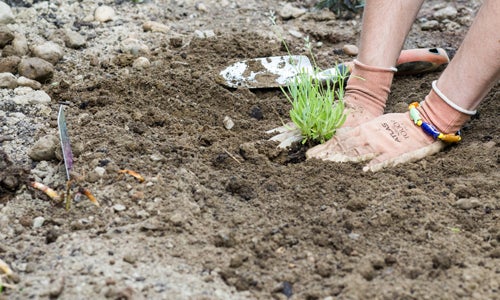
[{"xmin": 270, "ymin": 12, "xmax": 347, "ymax": 144}]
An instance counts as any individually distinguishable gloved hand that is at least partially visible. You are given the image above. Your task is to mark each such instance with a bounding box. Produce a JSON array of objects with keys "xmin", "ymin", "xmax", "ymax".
[
  {"xmin": 267, "ymin": 60, "xmax": 396, "ymax": 148},
  {"xmin": 305, "ymin": 112, "xmax": 445, "ymax": 172},
  {"xmin": 306, "ymin": 87, "xmax": 472, "ymax": 171}
]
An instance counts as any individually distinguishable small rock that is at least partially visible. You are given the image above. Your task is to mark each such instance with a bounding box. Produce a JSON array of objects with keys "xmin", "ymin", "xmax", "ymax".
[
  {"xmin": 195, "ymin": 2, "xmax": 208, "ymax": 12},
  {"xmin": 357, "ymin": 260, "xmax": 376, "ymax": 281},
  {"xmin": 223, "ymin": 116, "xmax": 234, "ymax": 130},
  {"xmin": 454, "ymin": 198, "xmax": 481, "ymax": 210},
  {"xmin": 64, "ymin": 29, "xmax": 86, "ymax": 49},
  {"xmin": 433, "ymin": 6, "xmax": 458, "ymax": 20},
  {"xmin": 342, "ymin": 44, "xmax": 358, "ymax": 56},
  {"xmin": 12, "ymin": 33, "xmax": 29, "ymax": 56},
  {"xmin": 17, "ymin": 76, "xmax": 41, "ymax": 89},
  {"xmin": 31, "ymin": 41, "xmax": 64, "ymax": 65},
  {"xmin": 18, "ymin": 57, "xmax": 54, "ymax": 82},
  {"xmin": 29, "ymin": 135, "xmax": 58, "ymax": 161},
  {"xmin": 113, "ymin": 204, "xmax": 126, "ymax": 212},
  {"xmin": 193, "ymin": 30, "xmax": 215, "ymax": 39},
  {"xmin": 12, "ymin": 90, "xmax": 51, "ymax": 105},
  {"xmin": 278, "ymin": 3, "xmax": 307, "ymax": 20},
  {"xmin": 0, "ymin": 56, "xmax": 20, "ymax": 73},
  {"xmin": 0, "ymin": 26, "xmax": 14, "ymax": 47},
  {"xmin": 123, "ymin": 253, "xmax": 137, "ymax": 265},
  {"xmin": 132, "ymin": 57, "xmax": 150, "ymax": 69},
  {"xmin": 33, "ymin": 216, "xmax": 45, "ymax": 228},
  {"xmin": 288, "ymin": 29, "xmax": 303, "ymax": 38},
  {"xmin": 94, "ymin": 166, "xmax": 106, "ymax": 177},
  {"xmin": 120, "ymin": 38, "xmax": 149, "ymax": 56},
  {"xmin": 420, "ymin": 20, "xmax": 440, "ymax": 30},
  {"xmin": 0, "ymin": 2, "xmax": 15, "ymax": 24},
  {"xmin": 94, "ymin": 5, "xmax": 116, "ymax": 22},
  {"xmin": 142, "ymin": 21, "xmax": 169, "ymax": 33},
  {"xmin": 169, "ymin": 212, "xmax": 186, "ymax": 226},
  {"xmin": 0, "ymin": 72, "xmax": 17, "ymax": 89}
]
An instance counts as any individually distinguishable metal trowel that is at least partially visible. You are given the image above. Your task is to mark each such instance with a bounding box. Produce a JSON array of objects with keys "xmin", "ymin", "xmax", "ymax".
[
  {"xmin": 57, "ymin": 105, "xmax": 74, "ymax": 180},
  {"xmin": 217, "ymin": 48, "xmax": 450, "ymax": 89}
]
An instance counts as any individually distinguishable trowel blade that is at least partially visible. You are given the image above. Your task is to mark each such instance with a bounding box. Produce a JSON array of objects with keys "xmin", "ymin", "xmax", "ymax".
[
  {"xmin": 57, "ymin": 105, "xmax": 74, "ymax": 180},
  {"xmin": 217, "ymin": 55, "xmax": 314, "ymax": 89}
]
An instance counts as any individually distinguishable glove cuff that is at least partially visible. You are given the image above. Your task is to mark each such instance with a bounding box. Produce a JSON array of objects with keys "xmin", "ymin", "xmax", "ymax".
[
  {"xmin": 345, "ymin": 59, "xmax": 396, "ymax": 117},
  {"xmin": 418, "ymin": 83, "xmax": 472, "ymax": 134}
]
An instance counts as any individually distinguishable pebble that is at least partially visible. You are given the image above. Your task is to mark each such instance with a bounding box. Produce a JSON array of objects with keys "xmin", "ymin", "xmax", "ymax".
[
  {"xmin": 342, "ymin": 44, "xmax": 359, "ymax": 56},
  {"xmin": 433, "ymin": 6, "xmax": 458, "ymax": 20},
  {"xmin": 94, "ymin": 166, "xmax": 106, "ymax": 177},
  {"xmin": 33, "ymin": 216, "xmax": 45, "ymax": 228},
  {"xmin": 17, "ymin": 76, "xmax": 42, "ymax": 90},
  {"xmin": 223, "ymin": 116, "xmax": 234, "ymax": 130},
  {"xmin": 0, "ymin": 26, "xmax": 14, "ymax": 47},
  {"xmin": 18, "ymin": 57, "xmax": 54, "ymax": 82},
  {"xmin": 288, "ymin": 29, "xmax": 303, "ymax": 39},
  {"xmin": 278, "ymin": 3, "xmax": 307, "ymax": 20},
  {"xmin": 194, "ymin": 30, "xmax": 215, "ymax": 39},
  {"xmin": 420, "ymin": 20, "xmax": 440, "ymax": 31},
  {"xmin": 454, "ymin": 198, "xmax": 481, "ymax": 210},
  {"xmin": 28, "ymin": 134, "xmax": 58, "ymax": 161},
  {"xmin": 12, "ymin": 90, "xmax": 51, "ymax": 105},
  {"xmin": 113, "ymin": 204, "xmax": 126, "ymax": 212},
  {"xmin": 0, "ymin": 2, "xmax": 15, "ymax": 24},
  {"xmin": 64, "ymin": 29, "xmax": 86, "ymax": 49},
  {"xmin": 12, "ymin": 33, "xmax": 29, "ymax": 56},
  {"xmin": 132, "ymin": 56, "xmax": 150, "ymax": 69},
  {"xmin": 31, "ymin": 41, "xmax": 64, "ymax": 65},
  {"xmin": 120, "ymin": 38, "xmax": 150, "ymax": 56},
  {"xmin": 94, "ymin": 5, "xmax": 116, "ymax": 22},
  {"xmin": 0, "ymin": 56, "xmax": 21, "ymax": 73},
  {"xmin": 142, "ymin": 21, "xmax": 170, "ymax": 33},
  {"xmin": 0, "ymin": 72, "xmax": 18, "ymax": 89}
]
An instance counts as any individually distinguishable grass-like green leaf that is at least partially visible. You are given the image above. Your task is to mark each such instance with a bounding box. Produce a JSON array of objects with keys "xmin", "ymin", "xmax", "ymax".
[{"xmin": 281, "ymin": 66, "xmax": 347, "ymax": 144}]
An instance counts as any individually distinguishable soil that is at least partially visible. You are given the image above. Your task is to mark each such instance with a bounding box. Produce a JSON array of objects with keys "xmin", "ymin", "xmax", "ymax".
[{"xmin": 1, "ymin": 0, "xmax": 499, "ymax": 299}]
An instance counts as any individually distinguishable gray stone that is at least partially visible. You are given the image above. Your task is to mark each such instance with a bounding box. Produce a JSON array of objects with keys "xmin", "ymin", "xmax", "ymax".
[
  {"xmin": 33, "ymin": 216, "xmax": 45, "ymax": 229},
  {"xmin": 29, "ymin": 135, "xmax": 58, "ymax": 161},
  {"xmin": 64, "ymin": 29, "xmax": 86, "ymax": 49},
  {"xmin": 113, "ymin": 204, "xmax": 126, "ymax": 212},
  {"xmin": 0, "ymin": 72, "xmax": 17, "ymax": 89},
  {"xmin": 433, "ymin": 6, "xmax": 458, "ymax": 20},
  {"xmin": 132, "ymin": 56, "xmax": 150, "ymax": 69},
  {"xmin": 142, "ymin": 21, "xmax": 169, "ymax": 33},
  {"xmin": 421, "ymin": 20, "xmax": 440, "ymax": 31},
  {"xmin": 454, "ymin": 198, "xmax": 481, "ymax": 210},
  {"xmin": 12, "ymin": 33, "xmax": 29, "ymax": 56},
  {"xmin": 17, "ymin": 76, "xmax": 42, "ymax": 90},
  {"xmin": 0, "ymin": 2, "xmax": 15, "ymax": 25},
  {"xmin": 278, "ymin": 3, "xmax": 307, "ymax": 20},
  {"xmin": 12, "ymin": 90, "xmax": 51, "ymax": 105},
  {"xmin": 18, "ymin": 57, "xmax": 54, "ymax": 82},
  {"xmin": 343, "ymin": 44, "xmax": 359, "ymax": 56},
  {"xmin": 0, "ymin": 26, "xmax": 14, "ymax": 47},
  {"xmin": 0, "ymin": 56, "xmax": 20, "ymax": 73},
  {"xmin": 94, "ymin": 5, "xmax": 116, "ymax": 22},
  {"xmin": 31, "ymin": 41, "xmax": 64, "ymax": 64}
]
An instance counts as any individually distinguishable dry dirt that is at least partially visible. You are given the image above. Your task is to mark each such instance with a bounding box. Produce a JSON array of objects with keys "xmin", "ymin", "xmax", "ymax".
[{"xmin": 1, "ymin": 0, "xmax": 499, "ymax": 299}]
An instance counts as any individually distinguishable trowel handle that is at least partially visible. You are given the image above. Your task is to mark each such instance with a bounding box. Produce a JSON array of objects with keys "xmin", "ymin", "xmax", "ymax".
[
  {"xmin": 395, "ymin": 47, "xmax": 450, "ymax": 75},
  {"xmin": 316, "ymin": 47, "xmax": 450, "ymax": 82}
]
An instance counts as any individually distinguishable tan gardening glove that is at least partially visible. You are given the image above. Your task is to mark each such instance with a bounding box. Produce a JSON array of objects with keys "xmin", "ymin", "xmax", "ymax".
[
  {"xmin": 306, "ymin": 87, "xmax": 472, "ymax": 171},
  {"xmin": 267, "ymin": 60, "xmax": 395, "ymax": 148}
]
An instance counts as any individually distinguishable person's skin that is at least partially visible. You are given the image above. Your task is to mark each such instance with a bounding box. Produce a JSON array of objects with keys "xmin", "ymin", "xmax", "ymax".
[
  {"xmin": 306, "ymin": 0, "xmax": 500, "ymax": 171},
  {"xmin": 357, "ymin": 0, "xmax": 425, "ymax": 69}
]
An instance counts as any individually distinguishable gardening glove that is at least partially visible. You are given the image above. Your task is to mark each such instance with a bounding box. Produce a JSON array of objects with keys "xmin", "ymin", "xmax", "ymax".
[
  {"xmin": 306, "ymin": 85, "xmax": 472, "ymax": 172},
  {"xmin": 267, "ymin": 60, "xmax": 396, "ymax": 148},
  {"xmin": 342, "ymin": 59, "xmax": 396, "ymax": 127}
]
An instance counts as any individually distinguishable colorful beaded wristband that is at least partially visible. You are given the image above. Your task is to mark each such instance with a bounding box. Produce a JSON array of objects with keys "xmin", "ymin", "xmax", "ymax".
[{"xmin": 408, "ymin": 102, "xmax": 462, "ymax": 143}]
